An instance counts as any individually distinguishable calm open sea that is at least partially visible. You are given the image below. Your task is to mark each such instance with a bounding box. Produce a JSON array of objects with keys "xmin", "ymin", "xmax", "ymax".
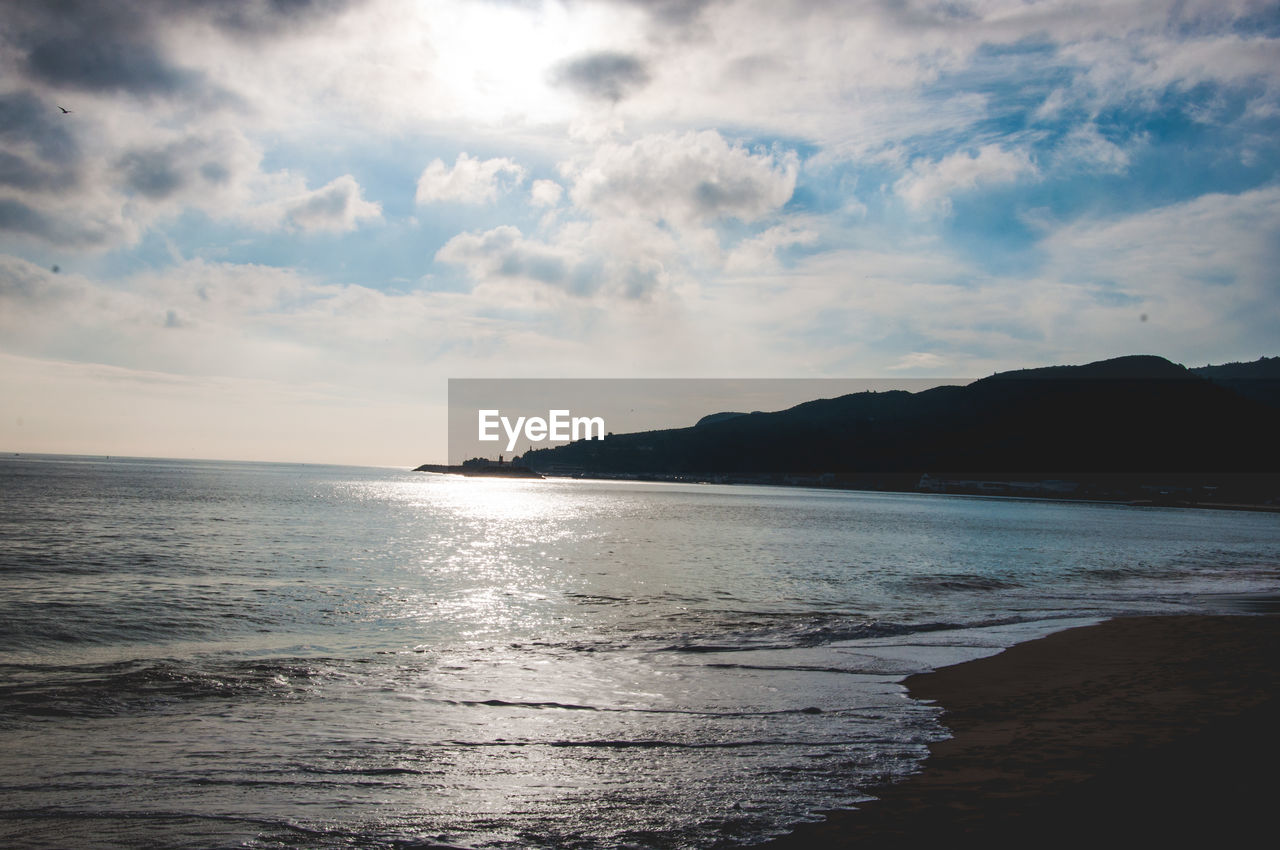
[{"xmin": 2, "ymin": 455, "xmax": 1278, "ymax": 849}]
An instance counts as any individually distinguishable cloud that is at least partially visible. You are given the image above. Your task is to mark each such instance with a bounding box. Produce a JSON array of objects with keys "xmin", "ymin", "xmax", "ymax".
[
  {"xmin": 1056, "ymin": 123, "xmax": 1133, "ymax": 174},
  {"xmin": 435, "ymin": 225, "xmax": 580, "ymax": 292},
  {"xmin": 2, "ymin": 0, "xmax": 1280, "ymax": 465},
  {"xmin": 895, "ymin": 145, "xmax": 1039, "ymax": 215},
  {"xmin": 1063, "ymin": 31, "xmax": 1280, "ymax": 108},
  {"xmin": 0, "ymin": 198, "xmax": 125, "ymax": 248},
  {"xmin": 0, "ymin": 92, "xmax": 82, "ymax": 197},
  {"xmin": 0, "ymin": 199, "xmax": 70, "ymax": 244},
  {"xmin": 0, "ymin": 2, "xmax": 380, "ymax": 252},
  {"xmin": 436, "ymin": 131, "xmax": 804, "ymax": 301},
  {"xmin": 436, "ymin": 220, "xmax": 680, "ymax": 300},
  {"xmin": 568, "ymin": 130, "xmax": 798, "ymax": 225},
  {"xmin": 415, "ymin": 153, "xmax": 527, "ymax": 205},
  {"xmin": 552, "ymin": 51, "xmax": 651, "ymax": 103},
  {"xmin": 723, "ymin": 221, "xmax": 819, "ymax": 273},
  {"xmin": 115, "ymin": 136, "xmax": 242, "ymax": 201},
  {"xmin": 1041, "ymin": 185, "xmax": 1280, "ymax": 302},
  {"xmin": 530, "ymin": 179, "xmax": 564, "ymax": 207},
  {"xmin": 8, "ymin": 0, "xmax": 359, "ymax": 99},
  {"xmin": 283, "ymin": 174, "xmax": 382, "ymax": 233},
  {"xmin": 613, "ymin": 0, "xmax": 720, "ymax": 29},
  {"xmin": 0, "ymin": 89, "xmax": 382, "ymax": 245},
  {"xmin": 6, "ymin": 3, "xmax": 247, "ymax": 110},
  {"xmin": 201, "ymin": 0, "xmax": 363, "ymax": 38},
  {"xmin": 0, "ymin": 92, "xmax": 80, "ymax": 168},
  {"xmin": 25, "ymin": 35, "xmax": 209, "ymax": 99}
]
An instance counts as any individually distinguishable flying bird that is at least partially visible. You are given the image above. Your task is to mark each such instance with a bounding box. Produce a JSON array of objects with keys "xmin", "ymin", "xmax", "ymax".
[{"xmin": 58, "ymin": 105, "xmax": 72, "ymax": 114}]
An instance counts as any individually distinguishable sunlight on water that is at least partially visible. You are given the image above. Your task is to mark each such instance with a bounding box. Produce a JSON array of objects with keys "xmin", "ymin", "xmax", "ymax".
[{"xmin": 1, "ymin": 457, "xmax": 1279, "ymax": 849}]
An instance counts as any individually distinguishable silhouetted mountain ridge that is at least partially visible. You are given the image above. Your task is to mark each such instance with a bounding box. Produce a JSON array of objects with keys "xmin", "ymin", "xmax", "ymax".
[
  {"xmin": 523, "ymin": 355, "xmax": 1279, "ymax": 481},
  {"xmin": 1191, "ymin": 356, "xmax": 1280, "ymax": 409}
]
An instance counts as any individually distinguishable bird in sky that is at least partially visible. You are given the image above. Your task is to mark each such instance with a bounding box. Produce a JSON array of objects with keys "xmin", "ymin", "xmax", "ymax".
[{"xmin": 58, "ymin": 105, "xmax": 71, "ymax": 114}]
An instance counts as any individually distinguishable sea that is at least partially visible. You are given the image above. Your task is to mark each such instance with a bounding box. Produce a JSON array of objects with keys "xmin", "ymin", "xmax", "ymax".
[{"xmin": 1, "ymin": 455, "xmax": 1278, "ymax": 849}]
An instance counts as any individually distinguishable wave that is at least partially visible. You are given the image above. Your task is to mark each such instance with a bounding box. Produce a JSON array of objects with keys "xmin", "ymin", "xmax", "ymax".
[
  {"xmin": 0, "ymin": 658, "xmax": 324, "ymax": 721},
  {"xmin": 445, "ymin": 737, "xmax": 858, "ymax": 750},
  {"xmin": 0, "ymin": 809, "xmax": 475, "ymax": 850},
  {"xmin": 894, "ymin": 574, "xmax": 1023, "ymax": 592},
  {"xmin": 443, "ymin": 697, "xmax": 839, "ymax": 718},
  {"xmin": 655, "ymin": 614, "xmax": 1033, "ymax": 654}
]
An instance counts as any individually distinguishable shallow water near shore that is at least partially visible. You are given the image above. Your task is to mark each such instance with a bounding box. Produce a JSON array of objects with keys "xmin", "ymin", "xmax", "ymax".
[{"xmin": 2, "ymin": 455, "xmax": 1278, "ymax": 849}]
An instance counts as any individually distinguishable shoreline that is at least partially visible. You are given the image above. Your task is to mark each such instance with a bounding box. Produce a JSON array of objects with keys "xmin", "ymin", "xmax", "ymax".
[
  {"xmin": 760, "ymin": 614, "xmax": 1280, "ymax": 846},
  {"xmin": 532, "ymin": 472, "xmax": 1280, "ymax": 514}
]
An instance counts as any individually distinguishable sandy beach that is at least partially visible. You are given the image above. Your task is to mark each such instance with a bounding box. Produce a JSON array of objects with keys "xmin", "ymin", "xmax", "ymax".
[{"xmin": 762, "ymin": 614, "xmax": 1280, "ymax": 847}]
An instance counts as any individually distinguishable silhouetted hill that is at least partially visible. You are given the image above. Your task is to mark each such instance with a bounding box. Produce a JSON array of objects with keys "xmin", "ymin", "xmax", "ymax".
[
  {"xmin": 1192, "ymin": 356, "xmax": 1280, "ymax": 379},
  {"xmin": 1191, "ymin": 356, "xmax": 1280, "ymax": 409},
  {"xmin": 523, "ymin": 356, "xmax": 1280, "ymax": 491},
  {"xmin": 694, "ymin": 411, "xmax": 750, "ymax": 427}
]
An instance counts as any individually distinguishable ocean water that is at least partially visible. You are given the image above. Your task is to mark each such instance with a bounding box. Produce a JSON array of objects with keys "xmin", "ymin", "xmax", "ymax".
[{"xmin": 1, "ymin": 455, "xmax": 1278, "ymax": 849}]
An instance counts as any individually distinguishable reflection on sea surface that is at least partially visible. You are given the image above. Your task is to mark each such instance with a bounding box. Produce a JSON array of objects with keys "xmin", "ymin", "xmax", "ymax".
[{"xmin": 1, "ymin": 456, "xmax": 1277, "ymax": 848}]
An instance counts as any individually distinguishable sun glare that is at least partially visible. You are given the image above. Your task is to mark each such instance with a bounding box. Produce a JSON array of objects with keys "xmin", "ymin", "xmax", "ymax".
[{"xmin": 427, "ymin": 0, "xmax": 629, "ymax": 125}]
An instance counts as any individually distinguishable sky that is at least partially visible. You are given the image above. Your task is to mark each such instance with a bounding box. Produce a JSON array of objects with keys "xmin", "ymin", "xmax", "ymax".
[{"xmin": 1, "ymin": 0, "xmax": 1278, "ymax": 466}]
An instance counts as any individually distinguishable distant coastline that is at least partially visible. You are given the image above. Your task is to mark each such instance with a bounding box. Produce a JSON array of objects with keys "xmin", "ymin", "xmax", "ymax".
[
  {"xmin": 415, "ymin": 461, "xmax": 543, "ymax": 479},
  {"xmin": 534, "ymin": 468, "xmax": 1280, "ymax": 513},
  {"xmin": 446, "ymin": 354, "xmax": 1279, "ymax": 510}
]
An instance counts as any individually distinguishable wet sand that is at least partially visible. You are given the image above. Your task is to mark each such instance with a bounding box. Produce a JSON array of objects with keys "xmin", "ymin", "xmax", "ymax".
[{"xmin": 762, "ymin": 614, "xmax": 1280, "ymax": 847}]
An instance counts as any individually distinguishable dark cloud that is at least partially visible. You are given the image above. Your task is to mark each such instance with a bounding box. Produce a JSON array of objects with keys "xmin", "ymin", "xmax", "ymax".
[
  {"xmin": 118, "ymin": 148, "xmax": 186, "ymax": 200},
  {"xmin": 7, "ymin": 2, "xmax": 196, "ymax": 99},
  {"xmin": 6, "ymin": 0, "xmax": 361, "ymax": 103},
  {"xmin": 692, "ymin": 176, "xmax": 776, "ymax": 216},
  {"xmin": 292, "ymin": 184, "xmax": 351, "ymax": 219},
  {"xmin": 620, "ymin": 263, "xmax": 660, "ymax": 300},
  {"xmin": 0, "ymin": 93, "xmax": 80, "ymax": 167},
  {"xmin": 284, "ymin": 175, "xmax": 379, "ymax": 232},
  {"xmin": 0, "ymin": 198, "xmax": 59, "ymax": 241},
  {"xmin": 498, "ymin": 250, "xmax": 569, "ymax": 285},
  {"xmin": 116, "ymin": 138, "xmax": 236, "ymax": 201},
  {"xmin": 0, "ymin": 152, "xmax": 78, "ymax": 193},
  {"xmin": 204, "ymin": 0, "xmax": 360, "ymax": 37},
  {"xmin": 574, "ymin": 0, "xmax": 719, "ymax": 35},
  {"xmin": 6, "ymin": 0, "xmax": 361, "ymax": 41},
  {"xmin": 553, "ymin": 51, "xmax": 651, "ymax": 103},
  {"xmin": 200, "ymin": 162, "xmax": 231, "ymax": 185},
  {"xmin": 871, "ymin": 0, "xmax": 980, "ymax": 30},
  {"xmin": 0, "ymin": 197, "xmax": 117, "ymax": 247},
  {"xmin": 26, "ymin": 37, "xmax": 202, "ymax": 96},
  {"xmin": 0, "ymin": 93, "xmax": 82, "ymax": 193},
  {"xmin": 618, "ymin": 0, "xmax": 719, "ymax": 28}
]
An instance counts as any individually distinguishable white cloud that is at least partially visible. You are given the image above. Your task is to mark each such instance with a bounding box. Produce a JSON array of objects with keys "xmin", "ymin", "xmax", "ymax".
[
  {"xmin": 434, "ymin": 221, "xmax": 677, "ymax": 301},
  {"xmin": 1063, "ymin": 31, "xmax": 1280, "ymax": 109},
  {"xmin": 1041, "ymin": 185, "xmax": 1280, "ymax": 305},
  {"xmin": 0, "ymin": 93, "xmax": 386, "ymax": 249},
  {"xmin": 436, "ymin": 225, "xmax": 579, "ymax": 291},
  {"xmin": 724, "ymin": 222, "xmax": 819, "ymax": 273},
  {"xmin": 530, "ymin": 179, "xmax": 564, "ymax": 207},
  {"xmin": 415, "ymin": 153, "xmax": 527, "ymax": 205},
  {"xmin": 895, "ymin": 145, "xmax": 1039, "ymax": 215},
  {"xmin": 568, "ymin": 130, "xmax": 797, "ymax": 225},
  {"xmin": 1056, "ymin": 124, "xmax": 1133, "ymax": 173},
  {"xmin": 430, "ymin": 131, "xmax": 804, "ymax": 301}
]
